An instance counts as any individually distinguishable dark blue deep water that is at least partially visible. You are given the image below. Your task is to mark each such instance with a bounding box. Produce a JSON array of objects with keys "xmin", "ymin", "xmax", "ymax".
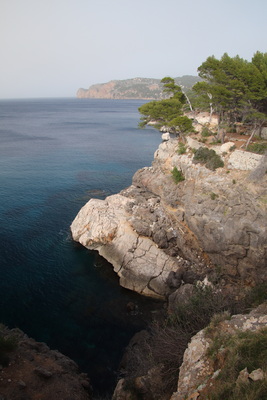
[{"xmin": 0, "ymin": 98, "xmax": 163, "ymax": 395}]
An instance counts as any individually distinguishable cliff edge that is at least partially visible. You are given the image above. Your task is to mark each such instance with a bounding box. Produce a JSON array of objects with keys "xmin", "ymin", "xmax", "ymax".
[{"xmin": 71, "ymin": 136, "xmax": 267, "ymax": 300}]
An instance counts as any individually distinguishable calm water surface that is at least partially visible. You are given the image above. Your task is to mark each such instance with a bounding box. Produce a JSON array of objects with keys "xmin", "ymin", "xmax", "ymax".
[{"xmin": 0, "ymin": 98, "xmax": 163, "ymax": 395}]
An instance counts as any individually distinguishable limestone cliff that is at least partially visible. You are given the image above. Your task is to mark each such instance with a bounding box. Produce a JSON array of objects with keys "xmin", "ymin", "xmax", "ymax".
[{"xmin": 71, "ymin": 136, "xmax": 267, "ymax": 300}]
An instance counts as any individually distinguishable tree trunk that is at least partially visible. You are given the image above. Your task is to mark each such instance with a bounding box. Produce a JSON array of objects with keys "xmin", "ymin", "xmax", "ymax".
[
  {"xmin": 207, "ymin": 93, "xmax": 213, "ymax": 123},
  {"xmin": 181, "ymin": 87, "xmax": 193, "ymax": 112},
  {"xmin": 245, "ymin": 124, "xmax": 257, "ymax": 149}
]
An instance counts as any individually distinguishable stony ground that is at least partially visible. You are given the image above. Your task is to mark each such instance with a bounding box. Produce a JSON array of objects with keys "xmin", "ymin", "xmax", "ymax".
[{"xmin": 0, "ymin": 325, "xmax": 91, "ymax": 400}]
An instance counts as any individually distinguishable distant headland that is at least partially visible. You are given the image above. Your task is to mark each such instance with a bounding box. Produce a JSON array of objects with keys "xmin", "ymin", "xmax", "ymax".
[{"xmin": 76, "ymin": 76, "xmax": 201, "ymax": 100}]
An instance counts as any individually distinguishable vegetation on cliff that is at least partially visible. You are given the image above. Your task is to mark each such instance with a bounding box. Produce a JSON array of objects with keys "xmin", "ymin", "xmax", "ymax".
[
  {"xmin": 192, "ymin": 147, "xmax": 224, "ymax": 170},
  {"xmin": 205, "ymin": 326, "xmax": 267, "ymax": 400}
]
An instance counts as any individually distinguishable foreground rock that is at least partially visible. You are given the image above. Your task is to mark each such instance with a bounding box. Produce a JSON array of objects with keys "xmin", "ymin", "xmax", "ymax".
[
  {"xmin": 0, "ymin": 325, "xmax": 91, "ymax": 400},
  {"xmin": 171, "ymin": 303, "xmax": 267, "ymax": 400},
  {"xmin": 71, "ymin": 137, "xmax": 267, "ymax": 299},
  {"xmin": 112, "ymin": 301, "xmax": 267, "ymax": 400}
]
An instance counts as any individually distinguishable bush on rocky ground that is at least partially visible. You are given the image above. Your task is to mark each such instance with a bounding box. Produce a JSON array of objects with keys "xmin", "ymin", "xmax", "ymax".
[{"xmin": 193, "ymin": 147, "xmax": 224, "ymax": 170}]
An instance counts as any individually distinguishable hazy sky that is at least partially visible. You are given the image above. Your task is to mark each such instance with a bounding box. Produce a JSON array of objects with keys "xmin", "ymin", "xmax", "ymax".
[{"xmin": 1, "ymin": 0, "xmax": 266, "ymax": 99}]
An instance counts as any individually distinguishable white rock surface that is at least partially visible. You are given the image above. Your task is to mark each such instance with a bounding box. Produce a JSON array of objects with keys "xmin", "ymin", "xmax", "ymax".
[
  {"xmin": 162, "ymin": 132, "xmax": 170, "ymax": 141},
  {"xmin": 249, "ymin": 368, "xmax": 264, "ymax": 381},
  {"xmin": 186, "ymin": 136, "xmax": 202, "ymax": 150},
  {"xmin": 228, "ymin": 149, "xmax": 263, "ymax": 170},
  {"xmin": 71, "ymin": 194, "xmax": 180, "ymax": 299}
]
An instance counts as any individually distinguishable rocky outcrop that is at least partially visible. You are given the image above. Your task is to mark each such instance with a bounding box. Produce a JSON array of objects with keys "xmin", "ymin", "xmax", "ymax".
[
  {"xmin": 71, "ymin": 137, "xmax": 267, "ymax": 299},
  {"xmin": 71, "ymin": 193, "xmax": 184, "ymax": 299},
  {"xmin": 170, "ymin": 303, "xmax": 267, "ymax": 400},
  {"xmin": 0, "ymin": 325, "xmax": 91, "ymax": 400}
]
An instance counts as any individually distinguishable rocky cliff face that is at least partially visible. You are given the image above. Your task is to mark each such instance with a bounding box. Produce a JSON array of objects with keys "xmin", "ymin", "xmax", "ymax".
[
  {"xmin": 70, "ymin": 134, "xmax": 266, "ymax": 400},
  {"xmin": 71, "ymin": 137, "xmax": 267, "ymax": 300}
]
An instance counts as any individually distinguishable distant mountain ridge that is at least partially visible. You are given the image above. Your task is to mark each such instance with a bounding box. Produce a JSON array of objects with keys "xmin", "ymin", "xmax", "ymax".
[{"xmin": 76, "ymin": 76, "xmax": 201, "ymax": 100}]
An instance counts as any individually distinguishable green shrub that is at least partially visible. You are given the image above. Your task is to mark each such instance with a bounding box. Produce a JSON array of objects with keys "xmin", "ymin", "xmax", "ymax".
[
  {"xmin": 210, "ymin": 192, "xmax": 218, "ymax": 200},
  {"xmin": 171, "ymin": 166, "xmax": 185, "ymax": 183},
  {"xmin": 244, "ymin": 283, "xmax": 267, "ymax": 307},
  {"xmin": 0, "ymin": 335, "xmax": 17, "ymax": 352},
  {"xmin": 201, "ymin": 126, "xmax": 213, "ymax": 137},
  {"xmin": 177, "ymin": 142, "xmax": 187, "ymax": 155},
  {"xmin": 193, "ymin": 147, "xmax": 224, "ymax": 170},
  {"xmin": 206, "ymin": 156, "xmax": 224, "ymax": 170},
  {"xmin": 169, "ymin": 115, "xmax": 195, "ymax": 134},
  {"xmin": 247, "ymin": 142, "xmax": 267, "ymax": 154},
  {"xmin": 138, "ymin": 120, "xmax": 147, "ymax": 129}
]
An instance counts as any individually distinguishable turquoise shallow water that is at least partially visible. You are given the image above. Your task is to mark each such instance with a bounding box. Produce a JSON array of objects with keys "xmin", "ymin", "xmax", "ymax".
[{"xmin": 0, "ymin": 98, "xmax": 163, "ymax": 395}]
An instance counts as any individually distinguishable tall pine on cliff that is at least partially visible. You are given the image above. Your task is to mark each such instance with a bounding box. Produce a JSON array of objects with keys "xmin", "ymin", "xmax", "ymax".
[
  {"xmin": 138, "ymin": 77, "xmax": 194, "ymax": 137},
  {"xmin": 193, "ymin": 51, "xmax": 267, "ymax": 141}
]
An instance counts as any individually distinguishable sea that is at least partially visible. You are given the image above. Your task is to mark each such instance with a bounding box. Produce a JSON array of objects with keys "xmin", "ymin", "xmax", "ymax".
[{"xmin": 0, "ymin": 98, "xmax": 163, "ymax": 396}]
